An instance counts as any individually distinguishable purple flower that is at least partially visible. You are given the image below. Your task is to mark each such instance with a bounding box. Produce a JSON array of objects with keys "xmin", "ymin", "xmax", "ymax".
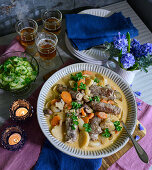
[
  {"xmin": 138, "ymin": 124, "xmax": 144, "ymax": 131},
  {"xmin": 131, "ymin": 40, "xmax": 152, "ymax": 58},
  {"xmin": 131, "ymin": 39, "xmax": 141, "ymax": 58},
  {"xmin": 134, "ymin": 135, "xmax": 140, "ymax": 141},
  {"xmin": 138, "ymin": 108, "xmax": 142, "ymax": 111},
  {"xmin": 134, "ymin": 91, "xmax": 141, "ymax": 96},
  {"xmin": 140, "ymin": 43, "xmax": 152, "ymax": 56},
  {"xmin": 114, "ymin": 32, "xmax": 128, "ymax": 54},
  {"xmin": 120, "ymin": 53, "xmax": 135, "ymax": 69},
  {"xmin": 137, "ymin": 101, "xmax": 141, "ymax": 106}
]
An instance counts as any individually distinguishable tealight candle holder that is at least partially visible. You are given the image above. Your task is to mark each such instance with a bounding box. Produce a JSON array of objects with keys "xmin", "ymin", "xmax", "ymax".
[
  {"xmin": 10, "ymin": 99, "xmax": 34, "ymax": 121},
  {"xmin": 1, "ymin": 126, "xmax": 26, "ymax": 151}
]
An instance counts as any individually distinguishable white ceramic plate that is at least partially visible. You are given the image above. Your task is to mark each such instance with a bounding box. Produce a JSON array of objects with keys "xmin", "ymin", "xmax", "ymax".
[
  {"xmin": 37, "ymin": 63, "xmax": 137, "ymax": 159},
  {"xmin": 65, "ymin": 34, "xmax": 104, "ymax": 65},
  {"xmin": 65, "ymin": 9, "xmax": 112, "ymax": 64}
]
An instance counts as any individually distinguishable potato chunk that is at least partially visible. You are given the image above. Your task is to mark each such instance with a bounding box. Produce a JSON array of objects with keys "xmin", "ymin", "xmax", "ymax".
[
  {"xmin": 79, "ymin": 131, "xmax": 90, "ymax": 149},
  {"xmin": 51, "ymin": 125, "xmax": 63, "ymax": 141},
  {"xmin": 78, "ymin": 118, "xmax": 85, "ymax": 131}
]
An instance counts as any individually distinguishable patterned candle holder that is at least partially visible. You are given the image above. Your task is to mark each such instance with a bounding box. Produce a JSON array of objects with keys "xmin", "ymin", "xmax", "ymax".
[
  {"xmin": 1, "ymin": 126, "xmax": 26, "ymax": 151},
  {"xmin": 10, "ymin": 99, "xmax": 34, "ymax": 121}
]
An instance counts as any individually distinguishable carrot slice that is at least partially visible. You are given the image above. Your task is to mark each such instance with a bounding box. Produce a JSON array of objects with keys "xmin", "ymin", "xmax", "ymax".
[
  {"xmin": 108, "ymin": 100, "xmax": 115, "ymax": 105},
  {"xmin": 61, "ymin": 91, "xmax": 72, "ymax": 104},
  {"xmin": 96, "ymin": 112, "xmax": 107, "ymax": 119},
  {"xmin": 82, "ymin": 70, "xmax": 92, "ymax": 75},
  {"xmin": 82, "ymin": 117, "xmax": 89, "ymax": 123},
  {"xmin": 77, "ymin": 79, "xmax": 85, "ymax": 87},
  {"xmin": 51, "ymin": 99, "xmax": 58, "ymax": 105},
  {"xmin": 85, "ymin": 77, "xmax": 90, "ymax": 81},
  {"xmin": 88, "ymin": 113, "xmax": 94, "ymax": 119},
  {"xmin": 81, "ymin": 108, "xmax": 86, "ymax": 117},
  {"xmin": 51, "ymin": 115, "xmax": 61, "ymax": 127},
  {"xmin": 101, "ymin": 99, "xmax": 108, "ymax": 103},
  {"xmin": 64, "ymin": 103, "xmax": 72, "ymax": 110}
]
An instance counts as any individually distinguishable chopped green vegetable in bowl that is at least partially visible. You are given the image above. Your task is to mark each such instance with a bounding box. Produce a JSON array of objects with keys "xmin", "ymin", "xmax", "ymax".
[{"xmin": 0, "ymin": 51, "xmax": 39, "ymax": 92}]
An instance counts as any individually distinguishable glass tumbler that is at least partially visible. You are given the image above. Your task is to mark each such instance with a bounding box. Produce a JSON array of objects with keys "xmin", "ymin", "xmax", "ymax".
[
  {"xmin": 42, "ymin": 10, "xmax": 62, "ymax": 35},
  {"xmin": 36, "ymin": 32, "xmax": 58, "ymax": 69},
  {"xmin": 15, "ymin": 18, "xmax": 38, "ymax": 47}
]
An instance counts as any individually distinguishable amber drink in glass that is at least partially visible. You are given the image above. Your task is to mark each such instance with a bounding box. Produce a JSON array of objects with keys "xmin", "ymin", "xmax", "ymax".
[
  {"xmin": 36, "ymin": 32, "xmax": 58, "ymax": 68},
  {"xmin": 15, "ymin": 19, "xmax": 38, "ymax": 47},
  {"xmin": 42, "ymin": 10, "xmax": 62, "ymax": 35}
]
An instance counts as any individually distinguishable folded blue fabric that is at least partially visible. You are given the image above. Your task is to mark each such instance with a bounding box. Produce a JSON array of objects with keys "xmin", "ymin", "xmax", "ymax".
[
  {"xmin": 34, "ymin": 139, "xmax": 102, "ymax": 170},
  {"xmin": 65, "ymin": 12, "xmax": 138, "ymax": 50}
]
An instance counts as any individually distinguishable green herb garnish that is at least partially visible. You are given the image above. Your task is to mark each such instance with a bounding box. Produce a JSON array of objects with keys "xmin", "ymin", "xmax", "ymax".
[
  {"xmin": 72, "ymin": 102, "xmax": 82, "ymax": 109},
  {"xmin": 71, "ymin": 113, "xmax": 78, "ymax": 121},
  {"xmin": 71, "ymin": 124, "xmax": 76, "ymax": 130},
  {"xmin": 73, "ymin": 82, "xmax": 78, "ymax": 91},
  {"xmin": 94, "ymin": 96, "xmax": 100, "ymax": 102},
  {"xmin": 113, "ymin": 121, "xmax": 120, "ymax": 126},
  {"xmin": 32, "ymin": 71, "xmax": 37, "ymax": 76},
  {"xmin": 25, "ymin": 77, "xmax": 31, "ymax": 84},
  {"xmin": 94, "ymin": 77, "xmax": 100, "ymax": 83},
  {"xmin": 113, "ymin": 121, "xmax": 122, "ymax": 131},
  {"xmin": 73, "ymin": 121, "xmax": 79, "ymax": 125},
  {"xmin": 71, "ymin": 72, "xmax": 84, "ymax": 82},
  {"xmin": 70, "ymin": 112, "xmax": 79, "ymax": 130},
  {"xmin": 89, "ymin": 97, "xmax": 93, "ymax": 102},
  {"xmin": 83, "ymin": 123, "xmax": 92, "ymax": 132},
  {"xmin": 79, "ymin": 82, "xmax": 86, "ymax": 90},
  {"xmin": 14, "ymin": 79, "xmax": 19, "ymax": 84},
  {"xmin": 23, "ymin": 57, "xmax": 27, "ymax": 61},
  {"xmin": 102, "ymin": 128, "xmax": 111, "ymax": 138}
]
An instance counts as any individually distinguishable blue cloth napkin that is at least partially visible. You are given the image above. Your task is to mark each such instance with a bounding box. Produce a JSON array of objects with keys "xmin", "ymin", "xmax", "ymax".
[
  {"xmin": 34, "ymin": 139, "xmax": 102, "ymax": 170},
  {"xmin": 65, "ymin": 12, "xmax": 138, "ymax": 50}
]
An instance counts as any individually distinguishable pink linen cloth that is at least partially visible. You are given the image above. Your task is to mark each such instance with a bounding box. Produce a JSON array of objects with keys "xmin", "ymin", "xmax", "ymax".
[
  {"xmin": 0, "ymin": 86, "xmax": 45, "ymax": 170},
  {"xmin": 0, "ymin": 39, "xmax": 76, "ymax": 170},
  {"xmin": 0, "ymin": 39, "xmax": 152, "ymax": 170},
  {"xmin": 1, "ymin": 38, "xmax": 25, "ymax": 55},
  {"xmin": 109, "ymin": 98, "xmax": 152, "ymax": 170},
  {"xmin": 0, "ymin": 45, "xmax": 8, "ymax": 55},
  {"xmin": 0, "ymin": 39, "xmax": 45, "ymax": 170}
]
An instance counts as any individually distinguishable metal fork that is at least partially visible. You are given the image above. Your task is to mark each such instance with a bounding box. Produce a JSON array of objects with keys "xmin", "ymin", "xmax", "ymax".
[{"xmin": 121, "ymin": 121, "xmax": 149, "ymax": 163}]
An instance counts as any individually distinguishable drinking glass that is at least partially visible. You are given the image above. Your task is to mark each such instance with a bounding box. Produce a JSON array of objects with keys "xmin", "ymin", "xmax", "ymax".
[
  {"xmin": 35, "ymin": 32, "xmax": 58, "ymax": 69},
  {"xmin": 15, "ymin": 19, "xmax": 38, "ymax": 47},
  {"xmin": 41, "ymin": 10, "xmax": 62, "ymax": 35}
]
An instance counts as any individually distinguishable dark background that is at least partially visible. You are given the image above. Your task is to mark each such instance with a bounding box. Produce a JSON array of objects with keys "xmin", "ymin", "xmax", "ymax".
[{"xmin": 0, "ymin": 0, "xmax": 152, "ymax": 36}]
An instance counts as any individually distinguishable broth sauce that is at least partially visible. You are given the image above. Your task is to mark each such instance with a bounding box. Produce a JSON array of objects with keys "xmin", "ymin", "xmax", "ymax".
[{"xmin": 45, "ymin": 72, "xmax": 128, "ymax": 150}]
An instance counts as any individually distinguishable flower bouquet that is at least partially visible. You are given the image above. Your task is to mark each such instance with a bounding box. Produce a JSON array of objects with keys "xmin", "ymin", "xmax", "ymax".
[{"xmin": 104, "ymin": 32, "xmax": 152, "ymax": 72}]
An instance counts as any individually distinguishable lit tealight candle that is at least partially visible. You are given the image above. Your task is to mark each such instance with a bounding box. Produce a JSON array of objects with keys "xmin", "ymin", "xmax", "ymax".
[
  {"xmin": 8, "ymin": 133, "xmax": 21, "ymax": 145},
  {"xmin": 1, "ymin": 126, "xmax": 25, "ymax": 151},
  {"xmin": 10, "ymin": 99, "xmax": 34, "ymax": 121},
  {"xmin": 16, "ymin": 107, "xmax": 28, "ymax": 117}
]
